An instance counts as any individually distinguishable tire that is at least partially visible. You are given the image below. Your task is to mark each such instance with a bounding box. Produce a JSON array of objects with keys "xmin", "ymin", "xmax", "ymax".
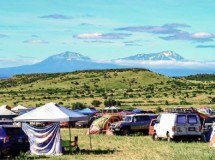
[
  {"xmin": 154, "ymin": 133, "xmax": 160, "ymax": 141},
  {"xmin": 121, "ymin": 128, "xmax": 130, "ymax": 135}
]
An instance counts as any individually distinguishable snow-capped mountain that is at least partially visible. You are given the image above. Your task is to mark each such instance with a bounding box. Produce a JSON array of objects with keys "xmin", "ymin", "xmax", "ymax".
[
  {"xmin": 45, "ymin": 51, "xmax": 91, "ymax": 62},
  {"xmin": 0, "ymin": 51, "xmax": 124, "ymax": 75},
  {"xmin": 121, "ymin": 51, "xmax": 185, "ymax": 61}
]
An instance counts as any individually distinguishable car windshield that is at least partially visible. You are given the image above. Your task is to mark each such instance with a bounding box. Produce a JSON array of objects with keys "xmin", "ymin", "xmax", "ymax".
[
  {"xmin": 4, "ymin": 128, "xmax": 25, "ymax": 136},
  {"xmin": 124, "ymin": 117, "xmax": 132, "ymax": 122}
]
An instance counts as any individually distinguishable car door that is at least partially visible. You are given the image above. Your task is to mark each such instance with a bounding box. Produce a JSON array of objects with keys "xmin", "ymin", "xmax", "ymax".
[
  {"xmin": 176, "ymin": 114, "xmax": 187, "ymax": 135},
  {"xmin": 131, "ymin": 116, "xmax": 143, "ymax": 131},
  {"xmin": 186, "ymin": 114, "xmax": 200, "ymax": 135}
]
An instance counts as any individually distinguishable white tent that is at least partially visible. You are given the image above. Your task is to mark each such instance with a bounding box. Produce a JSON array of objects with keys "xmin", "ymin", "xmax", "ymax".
[
  {"xmin": 14, "ymin": 102, "xmax": 87, "ymax": 122},
  {"xmin": 104, "ymin": 106, "xmax": 121, "ymax": 110},
  {"xmin": 0, "ymin": 106, "xmax": 17, "ymax": 116},
  {"xmin": 11, "ymin": 105, "xmax": 27, "ymax": 111}
]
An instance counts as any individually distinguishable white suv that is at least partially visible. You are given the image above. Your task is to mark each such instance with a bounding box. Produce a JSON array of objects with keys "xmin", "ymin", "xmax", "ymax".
[{"xmin": 154, "ymin": 112, "xmax": 202, "ymax": 141}]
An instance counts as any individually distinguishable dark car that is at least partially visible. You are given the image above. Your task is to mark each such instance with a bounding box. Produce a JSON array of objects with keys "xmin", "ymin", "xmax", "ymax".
[
  {"xmin": 110, "ymin": 114, "xmax": 157, "ymax": 135},
  {"xmin": 0, "ymin": 125, "xmax": 29, "ymax": 156},
  {"xmin": 75, "ymin": 116, "xmax": 101, "ymax": 128}
]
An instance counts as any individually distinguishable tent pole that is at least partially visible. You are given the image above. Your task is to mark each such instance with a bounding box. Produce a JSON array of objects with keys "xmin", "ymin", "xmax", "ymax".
[
  {"xmin": 69, "ymin": 122, "xmax": 71, "ymax": 143},
  {"xmin": 88, "ymin": 115, "xmax": 92, "ymax": 150}
]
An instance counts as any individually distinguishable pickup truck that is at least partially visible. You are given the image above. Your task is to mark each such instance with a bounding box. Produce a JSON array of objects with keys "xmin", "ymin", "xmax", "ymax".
[{"xmin": 110, "ymin": 114, "xmax": 157, "ymax": 135}]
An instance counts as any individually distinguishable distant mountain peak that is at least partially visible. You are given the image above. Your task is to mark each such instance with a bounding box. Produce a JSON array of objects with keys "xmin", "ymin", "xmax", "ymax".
[
  {"xmin": 47, "ymin": 51, "xmax": 91, "ymax": 61},
  {"xmin": 121, "ymin": 50, "xmax": 185, "ymax": 61}
]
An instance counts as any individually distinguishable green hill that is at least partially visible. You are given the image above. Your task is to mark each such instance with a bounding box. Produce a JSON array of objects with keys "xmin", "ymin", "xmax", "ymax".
[{"xmin": 0, "ymin": 68, "xmax": 214, "ymax": 109}]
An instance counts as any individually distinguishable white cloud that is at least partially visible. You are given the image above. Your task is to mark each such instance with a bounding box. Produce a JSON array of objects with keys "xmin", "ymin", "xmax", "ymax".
[
  {"xmin": 110, "ymin": 60, "xmax": 215, "ymax": 69},
  {"xmin": 0, "ymin": 58, "xmax": 41, "ymax": 68},
  {"xmin": 23, "ymin": 39, "xmax": 49, "ymax": 44},
  {"xmin": 191, "ymin": 32, "xmax": 215, "ymax": 39},
  {"xmin": 76, "ymin": 33, "xmax": 102, "ymax": 39}
]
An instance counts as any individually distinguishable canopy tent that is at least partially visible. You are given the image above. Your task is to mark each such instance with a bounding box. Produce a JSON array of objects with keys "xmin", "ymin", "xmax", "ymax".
[
  {"xmin": 0, "ymin": 105, "xmax": 17, "ymax": 119},
  {"xmin": 132, "ymin": 109, "xmax": 144, "ymax": 113},
  {"xmin": 78, "ymin": 108, "xmax": 100, "ymax": 115},
  {"xmin": 11, "ymin": 105, "xmax": 27, "ymax": 111},
  {"xmin": 104, "ymin": 106, "xmax": 120, "ymax": 110},
  {"xmin": 0, "ymin": 105, "xmax": 12, "ymax": 110},
  {"xmin": 13, "ymin": 102, "xmax": 88, "ymax": 155},
  {"xmin": 14, "ymin": 102, "xmax": 88, "ymax": 122}
]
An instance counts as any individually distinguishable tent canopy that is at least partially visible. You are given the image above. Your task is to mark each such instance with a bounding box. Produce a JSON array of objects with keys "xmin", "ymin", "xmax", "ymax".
[
  {"xmin": 79, "ymin": 107, "xmax": 99, "ymax": 115},
  {"xmin": 132, "ymin": 109, "xmax": 144, "ymax": 113},
  {"xmin": 11, "ymin": 105, "xmax": 27, "ymax": 111},
  {"xmin": 0, "ymin": 106, "xmax": 17, "ymax": 116},
  {"xmin": 14, "ymin": 102, "xmax": 87, "ymax": 122},
  {"xmin": 104, "ymin": 106, "xmax": 120, "ymax": 110}
]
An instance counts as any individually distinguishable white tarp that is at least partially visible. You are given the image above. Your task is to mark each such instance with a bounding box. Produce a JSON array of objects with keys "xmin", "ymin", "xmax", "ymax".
[
  {"xmin": 22, "ymin": 122, "xmax": 62, "ymax": 155},
  {"xmin": 11, "ymin": 105, "xmax": 27, "ymax": 111},
  {"xmin": 14, "ymin": 102, "xmax": 88, "ymax": 122}
]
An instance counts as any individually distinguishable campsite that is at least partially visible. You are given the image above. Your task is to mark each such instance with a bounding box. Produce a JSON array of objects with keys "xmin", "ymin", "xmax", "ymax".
[{"xmin": 0, "ymin": 69, "xmax": 214, "ymax": 159}]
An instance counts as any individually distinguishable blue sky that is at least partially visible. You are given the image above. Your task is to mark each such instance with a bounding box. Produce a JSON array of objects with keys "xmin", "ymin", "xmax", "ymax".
[{"xmin": 0, "ymin": 0, "xmax": 215, "ymax": 67}]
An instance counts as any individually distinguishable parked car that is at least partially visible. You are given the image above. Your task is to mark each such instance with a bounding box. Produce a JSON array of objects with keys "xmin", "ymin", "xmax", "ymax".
[
  {"xmin": 148, "ymin": 119, "xmax": 157, "ymax": 138},
  {"xmin": 75, "ymin": 116, "xmax": 101, "ymax": 128},
  {"xmin": 0, "ymin": 125, "xmax": 29, "ymax": 156},
  {"xmin": 154, "ymin": 112, "xmax": 202, "ymax": 141},
  {"xmin": 110, "ymin": 114, "xmax": 157, "ymax": 135}
]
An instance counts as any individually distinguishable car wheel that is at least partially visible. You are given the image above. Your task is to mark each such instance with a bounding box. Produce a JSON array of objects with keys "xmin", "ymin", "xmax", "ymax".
[
  {"xmin": 154, "ymin": 133, "xmax": 160, "ymax": 141},
  {"xmin": 121, "ymin": 128, "xmax": 130, "ymax": 135}
]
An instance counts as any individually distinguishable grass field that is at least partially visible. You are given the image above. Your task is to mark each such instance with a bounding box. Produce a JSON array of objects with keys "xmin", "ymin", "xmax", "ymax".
[{"xmin": 19, "ymin": 128, "xmax": 215, "ymax": 160}]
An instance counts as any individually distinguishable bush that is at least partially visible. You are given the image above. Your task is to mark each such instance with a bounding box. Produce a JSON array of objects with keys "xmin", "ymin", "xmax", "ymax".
[
  {"xmin": 72, "ymin": 102, "xmax": 86, "ymax": 110},
  {"xmin": 155, "ymin": 106, "xmax": 163, "ymax": 113},
  {"xmin": 91, "ymin": 100, "xmax": 102, "ymax": 107}
]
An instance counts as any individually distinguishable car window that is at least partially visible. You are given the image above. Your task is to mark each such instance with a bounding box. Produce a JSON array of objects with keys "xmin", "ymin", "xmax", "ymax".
[
  {"xmin": 149, "ymin": 116, "xmax": 157, "ymax": 120},
  {"xmin": 4, "ymin": 128, "xmax": 25, "ymax": 136},
  {"xmin": 142, "ymin": 116, "xmax": 150, "ymax": 121},
  {"xmin": 187, "ymin": 115, "xmax": 197, "ymax": 124},
  {"xmin": 177, "ymin": 115, "xmax": 186, "ymax": 124},
  {"xmin": 124, "ymin": 117, "xmax": 132, "ymax": 122}
]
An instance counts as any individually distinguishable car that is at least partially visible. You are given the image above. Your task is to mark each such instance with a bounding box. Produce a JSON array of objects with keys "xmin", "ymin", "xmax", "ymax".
[
  {"xmin": 0, "ymin": 125, "xmax": 29, "ymax": 156},
  {"xmin": 154, "ymin": 112, "xmax": 202, "ymax": 141},
  {"xmin": 75, "ymin": 116, "xmax": 102, "ymax": 128},
  {"xmin": 110, "ymin": 114, "xmax": 157, "ymax": 135}
]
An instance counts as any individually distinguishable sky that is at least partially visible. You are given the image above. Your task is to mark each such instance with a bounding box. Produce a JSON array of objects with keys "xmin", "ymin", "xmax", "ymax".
[{"xmin": 0, "ymin": 0, "xmax": 215, "ymax": 67}]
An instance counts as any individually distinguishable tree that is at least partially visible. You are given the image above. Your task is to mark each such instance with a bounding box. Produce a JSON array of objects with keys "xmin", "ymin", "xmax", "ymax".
[
  {"xmin": 72, "ymin": 102, "xmax": 86, "ymax": 110},
  {"xmin": 91, "ymin": 100, "xmax": 102, "ymax": 107},
  {"xmin": 155, "ymin": 106, "xmax": 163, "ymax": 113},
  {"xmin": 104, "ymin": 99, "xmax": 121, "ymax": 107}
]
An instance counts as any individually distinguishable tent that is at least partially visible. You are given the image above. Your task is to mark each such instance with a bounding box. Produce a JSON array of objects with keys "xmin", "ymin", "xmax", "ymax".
[
  {"xmin": 132, "ymin": 109, "xmax": 144, "ymax": 113},
  {"xmin": 88, "ymin": 114, "xmax": 122, "ymax": 134},
  {"xmin": 14, "ymin": 102, "xmax": 87, "ymax": 122},
  {"xmin": 78, "ymin": 108, "xmax": 99, "ymax": 115},
  {"xmin": 0, "ymin": 105, "xmax": 17, "ymax": 119},
  {"xmin": 11, "ymin": 105, "xmax": 27, "ymax": 111},
  {"xmin": 13, "ymin": 102, "xmax": 88, "ymax": 155}
]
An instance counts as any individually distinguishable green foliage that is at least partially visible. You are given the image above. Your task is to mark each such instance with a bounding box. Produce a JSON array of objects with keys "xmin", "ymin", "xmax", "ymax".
[
  {"xmin": 104, "ymin": 99, "xmax": 121, "ymax": 107},
  {"xmin": 72, "ymin": 102, "xmax": 86, "ymax": 110},
  {"xmin": 91, "ymin": 100, "xmax": 102, "ymax": 107},
  {"xmin": 155, "ymin": 106, "xmax": 163, "ymax": 113}
]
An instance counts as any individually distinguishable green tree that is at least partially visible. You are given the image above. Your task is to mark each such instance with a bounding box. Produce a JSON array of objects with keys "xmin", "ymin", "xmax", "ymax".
[
  {"xmin": 72, "ymin": 102, "xmax": 86, "ymax": 110},
  {"xmin": 91, "ymin": 100, "xmax": 102, "ymax": 107}
]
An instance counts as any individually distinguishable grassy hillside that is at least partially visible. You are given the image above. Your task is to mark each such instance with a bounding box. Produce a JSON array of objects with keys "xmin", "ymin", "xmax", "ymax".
[
  {"xmin": 182, "ymin": 74, "xmax": 215, "ymax": 81},
  {"xmin": 0, "ymin": 68, "xmax": 214, "ymax": 110}
]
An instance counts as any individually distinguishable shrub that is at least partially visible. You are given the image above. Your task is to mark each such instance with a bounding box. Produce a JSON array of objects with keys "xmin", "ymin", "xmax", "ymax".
[{"xmin": 91, "ymin": 100, "xmax": 102, "ymax": 107}]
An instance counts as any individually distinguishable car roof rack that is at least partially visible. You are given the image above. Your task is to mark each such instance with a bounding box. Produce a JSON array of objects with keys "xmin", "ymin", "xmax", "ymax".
[{"xmin": 165, "ymin": 107, "xmax": 193, "ymax": 113}]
